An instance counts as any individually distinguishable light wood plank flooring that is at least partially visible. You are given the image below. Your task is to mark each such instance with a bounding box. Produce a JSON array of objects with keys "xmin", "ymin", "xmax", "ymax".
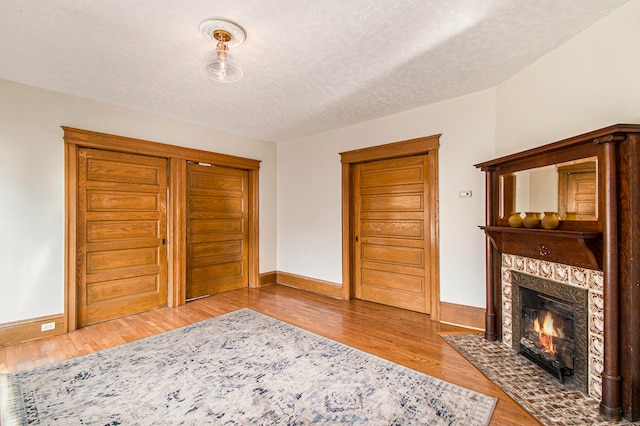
[{"xmin": 0, "ymin": 284, "xmax": 540, "ymax": 425}]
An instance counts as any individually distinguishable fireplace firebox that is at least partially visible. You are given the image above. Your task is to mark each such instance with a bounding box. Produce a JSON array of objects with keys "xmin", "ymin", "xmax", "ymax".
[
  {"xmin": 520, "ymin": 287, "xmax": 575, "ymax": 383},
  {"xmin": 511, "ymin": 271, "xmax": 588, "ymax": 394}
]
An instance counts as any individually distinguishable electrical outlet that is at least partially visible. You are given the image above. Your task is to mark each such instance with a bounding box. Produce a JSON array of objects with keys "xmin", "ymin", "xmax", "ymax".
[{"xmin": 41, "ymin": 322, "xmax": 56, "ymax": 332}]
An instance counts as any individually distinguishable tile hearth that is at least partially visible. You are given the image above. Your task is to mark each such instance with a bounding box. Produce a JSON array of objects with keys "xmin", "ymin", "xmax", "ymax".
[{"xmin": 442, "ymin": 334, "xmax": 633, "ymax": 426}]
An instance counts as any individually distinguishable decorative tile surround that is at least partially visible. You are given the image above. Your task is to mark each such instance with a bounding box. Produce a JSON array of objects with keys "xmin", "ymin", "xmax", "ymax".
[{"xmin": 501, "ymin": 254, "xmax": 604, "ymax": 400}]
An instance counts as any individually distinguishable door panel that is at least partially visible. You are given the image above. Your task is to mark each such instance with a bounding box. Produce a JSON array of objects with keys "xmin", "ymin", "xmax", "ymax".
[
  {"xmin": 186, "ymin": 163, "xmax": 248, "ymax": 299},
  {"xmin": 362, "ymin": 269, "xmax": 423, "ymax": 293},
  {"xmin": 361, "ymin": 220, "xmax": 424, "ymax": 238},
  {"xmin": 355, "ymin": 155, "xmax": 431, "ymax": 313},
  {"xmin": 87, "ymin": 191, "xmax": 160, "ymax": 211},
  {"xmin": 77, "ymin": 148, "xmax": 168, "ymax": 327},
  {"xmin": 361, "ymin": 244, "xmax": 425, "ymax": 266},
  {"xmin": 86, "ymin": 246, "xmax": 158, "ymax": 271},
  {"xmin": 87, "ymin": 220, "xmax": 158, "ymax": 241},
  {"xmin": 87, "ymin": 275, "xmax": 158, "ymax": 304},
  {"xmin": 567, "ymin": 172, "xmax": 597, "ymax": 219},
  {"xmin": 361, "ymin": 194, "xmax": 423, "ymax": 211}
]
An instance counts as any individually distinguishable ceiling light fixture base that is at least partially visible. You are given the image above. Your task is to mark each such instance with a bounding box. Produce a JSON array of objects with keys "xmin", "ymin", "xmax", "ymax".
[{"xmin": 199, "ymin": 19, "xmax": 245, "ymax": 48}]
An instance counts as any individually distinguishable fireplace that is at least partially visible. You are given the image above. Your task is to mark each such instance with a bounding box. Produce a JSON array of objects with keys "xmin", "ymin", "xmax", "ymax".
[
  {"xmin": 477, "ymin": 124, "xmax": 640, "ymax": 420},
  {"xmin": 511, "ymin": 270, "xmax": 589, "ymax": 394}
]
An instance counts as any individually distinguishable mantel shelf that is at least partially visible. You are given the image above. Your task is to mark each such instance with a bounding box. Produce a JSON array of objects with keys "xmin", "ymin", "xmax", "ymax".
[
  {"xmin": 480, "ymin": 226, "xmax": 601, "ymax": 239},
  {"xmin": 480, "ymin": 226, "xmax": 602, "ymax": 270}
]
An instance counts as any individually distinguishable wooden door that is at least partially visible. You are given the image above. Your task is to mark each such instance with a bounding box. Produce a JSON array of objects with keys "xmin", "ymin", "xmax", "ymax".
[
  {"xmin": 77, "ymin": 148, "xmax": 168, "ymax": 327},
  {"xmin": 354, "ymin": 155, "xmax": 431, "ymax": 313},
  {"xmin": 186, "ymin": 163, "xmax": 249, "ymax": 299}
]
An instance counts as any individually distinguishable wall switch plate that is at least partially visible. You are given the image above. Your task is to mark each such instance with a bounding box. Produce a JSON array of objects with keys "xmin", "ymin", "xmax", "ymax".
[
  {"xmin": 41, "ymin": 322, "xmax": 56, "ymax": 332},
  {"xmin": 458, "ymin": 190, "xmax": 472, "ymax": 198}
]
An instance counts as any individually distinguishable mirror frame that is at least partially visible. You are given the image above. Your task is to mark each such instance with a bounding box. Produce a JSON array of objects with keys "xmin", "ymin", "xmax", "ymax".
[
  {"xmin": 499, "ymin": 157, "xmax": 598, "ymax": 222},
  {"xmin": 490, "ymin": 141, "xmax": 603, "ymax": 232}
]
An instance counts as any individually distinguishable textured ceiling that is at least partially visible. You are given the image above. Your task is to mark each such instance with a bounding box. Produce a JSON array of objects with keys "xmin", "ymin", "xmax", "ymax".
[{"xmin": 0, "ymin": 1, "xmax": 630, "ymax": 142}]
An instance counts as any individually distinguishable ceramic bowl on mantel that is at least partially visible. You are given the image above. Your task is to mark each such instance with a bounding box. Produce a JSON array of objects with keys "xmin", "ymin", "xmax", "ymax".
[
  {"xmin": 508, "ymin": 212, "xmax": 523, "ymax": 228},
  {"xmin": 523, "ymin": 212, "xmax": 541, "ymax": 229},
  {"xmin": 541, "ymin": 211, "xmax": 560, "ymax": 230}
]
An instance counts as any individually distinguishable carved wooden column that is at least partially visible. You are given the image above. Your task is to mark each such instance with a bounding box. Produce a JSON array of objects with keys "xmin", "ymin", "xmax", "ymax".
[
  {"xmin": 597, "ymin": 136, "xmax": 622, "ymax": 420},
  {"xmin": 484, "ymin": 166, "xmax": 497, "ymax": 341},
  {"xmin": 617, "ymin": 133, "xmax": 640, "ymax": 421}
]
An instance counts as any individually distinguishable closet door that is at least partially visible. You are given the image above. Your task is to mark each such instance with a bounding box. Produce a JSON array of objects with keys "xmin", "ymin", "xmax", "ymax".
[
  {"xmin": 77, "ymin": 148, "xmax": 168, "ymax": 327},
  {"xmin": 354, "ymin": 155, "xmax": 432, "ymax": 314},
  {"xmin": 186, "ymin": 162, "xmax": 248, "ymax": 299}
]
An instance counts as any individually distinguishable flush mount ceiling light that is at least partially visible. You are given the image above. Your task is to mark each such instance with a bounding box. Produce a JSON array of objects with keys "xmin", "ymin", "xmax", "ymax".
[{"xmin": 199, "ymin": 19, "xmax": 246, "ymax": 83}]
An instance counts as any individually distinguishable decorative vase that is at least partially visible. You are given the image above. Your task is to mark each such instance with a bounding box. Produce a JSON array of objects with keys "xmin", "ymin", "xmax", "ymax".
[
  {"xmin": 508, "ymin": 212, "xmax": 523, "ymax": 228},
  {"xmin": 541, "ymin": 211, "xmax": 560, "ymax": 230},
  {"xmin": 523, "ymin": 212, "xmax": 541, "ymax": 229}
]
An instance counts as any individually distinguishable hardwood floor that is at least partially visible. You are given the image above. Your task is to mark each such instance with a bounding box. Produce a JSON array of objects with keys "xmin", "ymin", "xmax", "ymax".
[{"xmin": 0, "ymin": 284, "xmax": 540, "ymax": 425}]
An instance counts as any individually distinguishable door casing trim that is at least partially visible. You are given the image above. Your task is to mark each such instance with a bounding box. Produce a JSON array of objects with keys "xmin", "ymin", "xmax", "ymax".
[
  {"xmin": 339, "ymin": 135, "xmax": 441, "ymax": 320},
  {"xmin": 63, "ymin": 127, "xmax": 261, "ymax": 331}
]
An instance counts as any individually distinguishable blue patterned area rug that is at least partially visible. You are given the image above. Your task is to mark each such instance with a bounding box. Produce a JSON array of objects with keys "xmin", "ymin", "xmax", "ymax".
[{"xmin": 1, "ymin": 309, "xmax": 496, "ymax": 425}]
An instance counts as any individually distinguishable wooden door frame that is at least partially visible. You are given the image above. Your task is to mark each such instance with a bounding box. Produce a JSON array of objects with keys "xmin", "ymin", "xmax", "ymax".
[
  {"xmin": 340, "ymin": 135, "xmax": 441, "ymax": 320},
  {"xmin": 63, "ymin": 127, "xmax": 261, "ymax": 331}
]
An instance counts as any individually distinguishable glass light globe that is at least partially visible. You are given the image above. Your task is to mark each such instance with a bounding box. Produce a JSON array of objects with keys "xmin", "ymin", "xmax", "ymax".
[{"xmin": 201, "ymin": 50, "xmax": 243, "ymax": 83}]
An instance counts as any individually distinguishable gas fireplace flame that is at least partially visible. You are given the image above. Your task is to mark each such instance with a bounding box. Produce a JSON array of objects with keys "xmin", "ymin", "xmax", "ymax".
[{"xmin": 532, "ymin": 311, "xmax": 566, "ymax": 355}]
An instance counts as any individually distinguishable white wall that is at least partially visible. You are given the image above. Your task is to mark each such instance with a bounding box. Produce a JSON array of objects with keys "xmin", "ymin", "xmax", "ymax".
[
  {"xmin": 277, "ymin": 0, "xmax": 640, "ymax": 310},
  {"xmin": 0, "ymin": 79, "xmax": 277, "ymax": 324},
  {"xmin": 495, "ymin": 0, "xmax": 640, "ymax": 155},
  {"xmin": 278, "ymin": 90, "xmax": 496, "ymax": 307}
]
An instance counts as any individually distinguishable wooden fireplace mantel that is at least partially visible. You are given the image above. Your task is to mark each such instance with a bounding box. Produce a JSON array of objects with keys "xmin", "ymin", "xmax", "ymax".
[
  {"xmin": 480, "ymin": 226, "xmax": 602, "ymax": 270},
  {"xmin": 475, "ymin": 124, "xmax": 640, "ymax": 421}
]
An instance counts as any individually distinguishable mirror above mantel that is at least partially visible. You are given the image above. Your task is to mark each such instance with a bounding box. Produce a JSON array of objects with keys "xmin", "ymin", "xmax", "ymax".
[{"xmin": 500, "ymin": 156, "xmax": 598, "ymax": 221}]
